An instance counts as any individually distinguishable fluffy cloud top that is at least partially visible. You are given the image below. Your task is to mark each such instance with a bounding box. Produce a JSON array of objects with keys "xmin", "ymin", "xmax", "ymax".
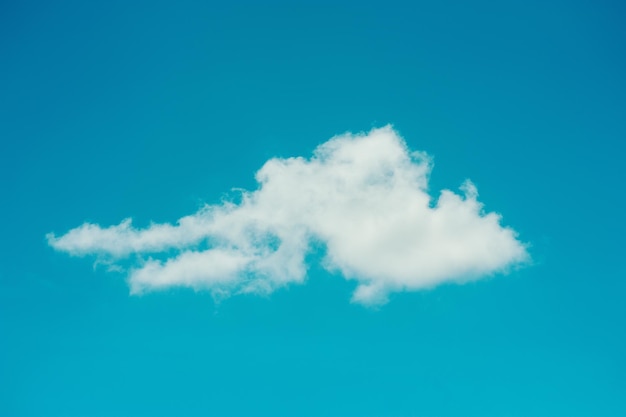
[{"xmin": 47, "ymin": 126, "xmax": 528, "ymax": 305}]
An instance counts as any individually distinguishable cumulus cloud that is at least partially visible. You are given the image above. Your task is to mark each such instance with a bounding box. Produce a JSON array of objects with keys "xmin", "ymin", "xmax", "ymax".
[{"xmin": 47, "ymin": 126, "xmax": 528, "ymax": 305}]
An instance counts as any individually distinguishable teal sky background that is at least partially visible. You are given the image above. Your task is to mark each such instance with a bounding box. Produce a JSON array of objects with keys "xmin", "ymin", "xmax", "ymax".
[{"xmin": 1, "ymin": 0, "xmax": 625, "ymax": 416}]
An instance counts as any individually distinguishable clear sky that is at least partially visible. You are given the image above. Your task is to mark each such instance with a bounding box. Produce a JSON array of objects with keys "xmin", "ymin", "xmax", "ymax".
[{"xmin": 1, "ymin": 0, "xmax": 625, "ymax": 416}]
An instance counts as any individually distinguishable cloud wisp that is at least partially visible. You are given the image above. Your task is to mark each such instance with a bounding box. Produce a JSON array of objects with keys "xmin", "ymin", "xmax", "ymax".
[{"xmin": 47, "ymin": 126, "xmax": 528, "ymax": 305}]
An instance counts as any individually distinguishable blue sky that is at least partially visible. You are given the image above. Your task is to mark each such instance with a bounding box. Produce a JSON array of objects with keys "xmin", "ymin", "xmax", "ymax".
[{"xmin": 1, "ymin": 0, "xmax": 625, "ymax": 416}]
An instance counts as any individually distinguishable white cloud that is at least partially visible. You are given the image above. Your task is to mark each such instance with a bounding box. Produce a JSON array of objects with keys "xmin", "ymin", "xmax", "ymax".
[{"xmin": 47, "ymin": 126, "xmax": 528, "ymax": 305}]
